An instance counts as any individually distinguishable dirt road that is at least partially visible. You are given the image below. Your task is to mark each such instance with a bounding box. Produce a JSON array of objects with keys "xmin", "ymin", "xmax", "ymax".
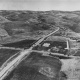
[{"xmin": 0, "ymin": 27, "xmax": 59, "ymax": 80}]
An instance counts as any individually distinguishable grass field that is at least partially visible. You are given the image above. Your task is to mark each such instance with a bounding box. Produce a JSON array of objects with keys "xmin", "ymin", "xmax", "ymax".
[{"xmin": 0, "ymin": 49, "xmax": 20, "ymax": 67}]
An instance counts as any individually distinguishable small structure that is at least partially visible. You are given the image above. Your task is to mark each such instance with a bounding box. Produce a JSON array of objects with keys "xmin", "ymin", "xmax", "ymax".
[{"xmin": 34, "ymin": 36, "xmax": 70, "ymax": 55}]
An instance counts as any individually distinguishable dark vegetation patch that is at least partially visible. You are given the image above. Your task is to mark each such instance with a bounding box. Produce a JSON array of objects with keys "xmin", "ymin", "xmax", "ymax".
[
  {"xmin": 4, "ymin": 52, "xmax": 62, "ymax": 80},
  {"xmin": 3, "ymin": 21, "xmax": 30, "ymax": 36},
  {"xmin": 2, "ymin": 39, "xmax": 35, "ymax": 48},
  {"xmin": 0, "ymin": 49, "xmax": 20, "ymax": 66}
]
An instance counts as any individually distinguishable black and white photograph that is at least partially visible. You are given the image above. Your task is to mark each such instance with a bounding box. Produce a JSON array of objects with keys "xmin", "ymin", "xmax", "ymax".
[{"xmin": 0, "ymin": 0, "xmax": 80, "ymax": 80}]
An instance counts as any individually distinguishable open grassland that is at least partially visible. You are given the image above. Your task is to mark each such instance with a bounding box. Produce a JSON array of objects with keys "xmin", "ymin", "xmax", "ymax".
[
  {"xmin": 0, "ymin": 49, "xmax": 20, "ymax": 67},
  {"xmin": 0, "ymin": 10, "xmax": 80, "ymax": 43}
]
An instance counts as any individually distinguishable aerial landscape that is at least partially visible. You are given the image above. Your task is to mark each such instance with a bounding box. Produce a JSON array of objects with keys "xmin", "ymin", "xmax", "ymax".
[{"xmin": 0, "ymin": 10, "xmax": 80, "ymax": 80}]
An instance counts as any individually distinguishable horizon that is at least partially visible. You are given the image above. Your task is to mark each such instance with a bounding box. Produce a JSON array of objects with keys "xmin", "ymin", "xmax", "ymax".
[
  {"xmin": 0, "ymin": 0, "xmax": 80, "ymax": 11},
  {"xmin": 0, "ymin": 9, "xmax": 80, "ymax": 12}
]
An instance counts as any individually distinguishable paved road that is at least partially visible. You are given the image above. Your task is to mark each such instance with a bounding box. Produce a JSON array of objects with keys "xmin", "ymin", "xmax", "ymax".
[{"xmin": 0, "ymin": 27, "xmax": 59, "ymax": 80}]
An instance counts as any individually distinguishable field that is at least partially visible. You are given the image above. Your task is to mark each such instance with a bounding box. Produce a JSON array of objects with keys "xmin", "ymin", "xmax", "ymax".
[
  {"xmin": 0, "ymin": 10, "xmax": 80, "ymax": 43},
  {"xmin": 0, "ymin": 10, "xmax": 80, "ymax": 80},
  {"xmin": 0, "ymin": 49, "xmax": 20, "ymax": 67}
]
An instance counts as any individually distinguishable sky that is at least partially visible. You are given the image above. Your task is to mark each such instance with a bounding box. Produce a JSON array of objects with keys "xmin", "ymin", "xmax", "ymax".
[{"xmin": 0, "ymin": 0, "xmax": 80, "ymax": 11}]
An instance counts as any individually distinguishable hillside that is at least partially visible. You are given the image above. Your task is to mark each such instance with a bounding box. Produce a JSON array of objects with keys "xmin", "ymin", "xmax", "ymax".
[
  {"xmin": 1, "ymin": 10, "xmax": 80, "ymax": 80},
  {"xmin": 0, "ymin": 10, "xmax": 80, "ymax": 43}
]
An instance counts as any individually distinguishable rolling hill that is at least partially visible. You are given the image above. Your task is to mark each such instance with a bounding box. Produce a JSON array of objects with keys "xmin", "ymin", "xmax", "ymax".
[{"xmin": 0, "ymin": 10, "xmax": 80, "ymax": 43}]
